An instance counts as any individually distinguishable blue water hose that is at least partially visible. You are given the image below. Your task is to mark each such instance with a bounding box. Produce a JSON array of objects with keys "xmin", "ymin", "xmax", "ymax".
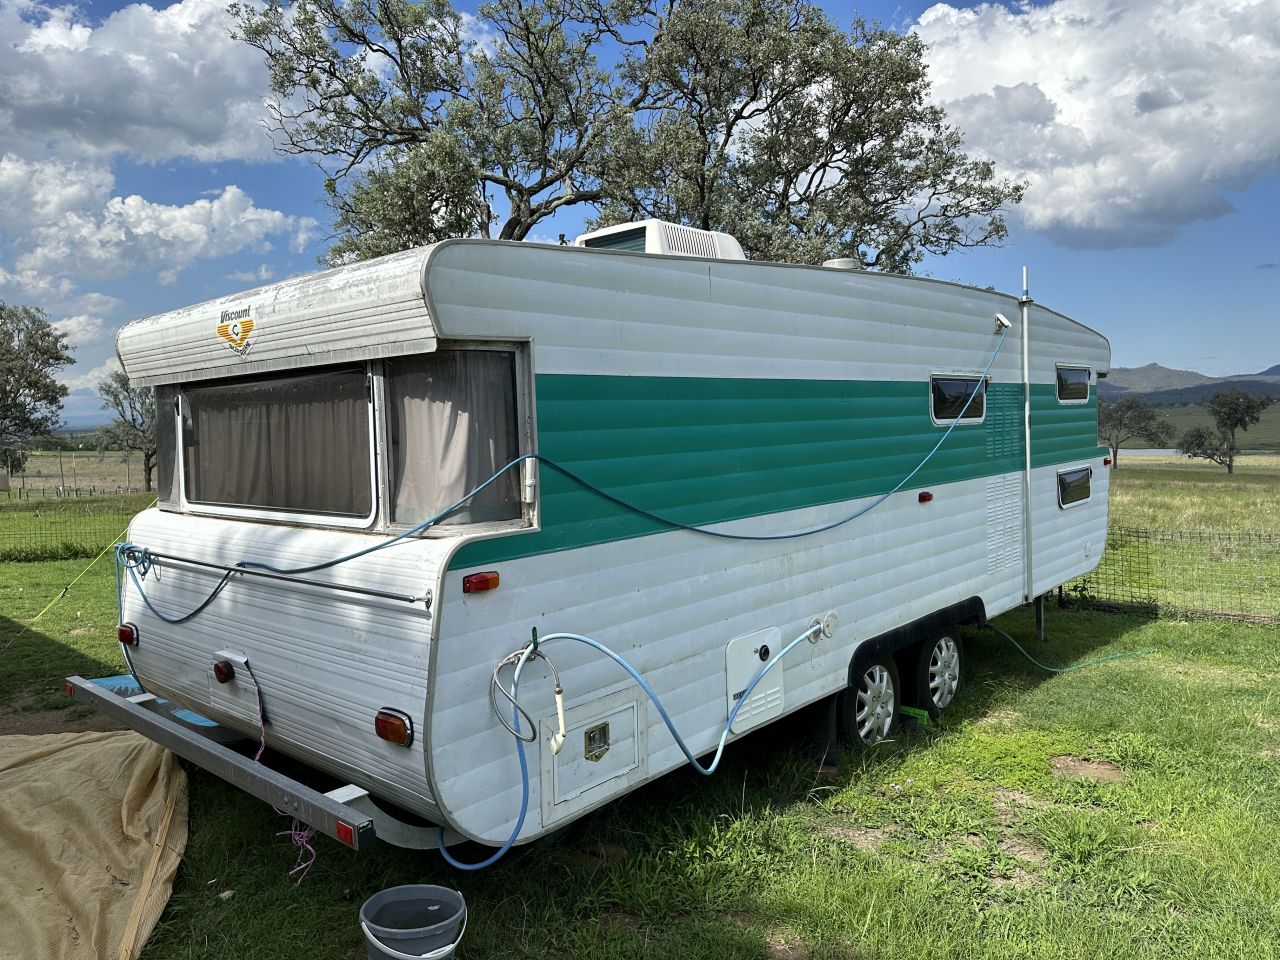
[{"xmin": 438, "ymin": 621, "xmax": 821, "ymax": 869}]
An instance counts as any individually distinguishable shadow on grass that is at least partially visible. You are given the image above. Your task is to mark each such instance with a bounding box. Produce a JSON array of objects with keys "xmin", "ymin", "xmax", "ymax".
[{"xmin": 0, "ymin": 615, "xmax": 125, "ymax": 726}]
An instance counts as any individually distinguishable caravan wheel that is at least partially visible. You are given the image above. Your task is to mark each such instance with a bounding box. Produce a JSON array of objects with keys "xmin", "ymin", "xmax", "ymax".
[
  {"xmin": 914, "ymin": 633, "xmax": 963, "ymax": 715},
  {"xmin": 838, "ymin": 656, "xmax": 899, "ymax": 747}
]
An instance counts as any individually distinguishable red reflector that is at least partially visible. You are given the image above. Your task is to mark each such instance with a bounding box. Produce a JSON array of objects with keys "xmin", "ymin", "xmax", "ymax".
[
  {"xmin": 462, "ymin": 571, "xmax": 500, "ymax": 594},
  {"xmin": 117, "ymin": 623, "xmax": 138, "ymax": 646},
  {"xmin": 1103, "ymin": 457, "xmax": 1112, "ymax": 466},
  {"xmin": 213, "ymin": 659, "xmax": 236, "ymax": 684},
  {"xmin": 918, "ymin": 491, "xmax": 934, "ymax": 503},
  {"xmin": 375, "ymin": 708, "xmax": 414, "ymax": 746},
  {"xmin": 336, "ymin": 821, "xmax": 356, "ymax": 848},
  {"xmin": 64, "ymin": 681, "xmax": 75, "ymax": 698}
]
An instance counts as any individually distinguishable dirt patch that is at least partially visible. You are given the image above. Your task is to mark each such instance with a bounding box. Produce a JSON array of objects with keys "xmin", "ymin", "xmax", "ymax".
[
  {"xmin": 573, "ymin": 840, "xmax": 628, "ymax": 873},
  {"xmin": 993, "ymin": 787, "xmax": 1048, "ymax": 825},
  {"xmin": 1253, "ymin": 714, "xmax": 1279, "ymax": 733},
  {"xmin": 0, "ymin": 697, "xmax": 122, "ymax": 736},
  {"xmin": 1050, "ymin": 756, "xmax": 1128, "ymax": 784},
  {"xmin": 68, "ymin": 627, "xmax": 92, "ymax": 637},
  {"xmin": 822, "ymin": 824, "xmax": 888, "ymax": 851},
  {"xmin": 998, "ymin": 835, "xmax": 1048, "ymax": 865},
  {"xmin": 974, "ymin": 707, "xmax": 1024, "ymax": 728},
  {"xmin": 989, "ymin": 863, "xmax": 1040, "ymax": 890},
  {"xmin": 765, "ymin": 930, "xmax": 809, "ymax": 960},
  {"xmin": 596, "ymin": 912, "xmax": 640, "ymax": 936}
]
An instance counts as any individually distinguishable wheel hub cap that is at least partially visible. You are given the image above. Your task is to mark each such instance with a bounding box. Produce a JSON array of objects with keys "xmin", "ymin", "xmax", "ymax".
[{"xmin": 928, "ymin": 637, "xmax": 960, "ymax": 709}]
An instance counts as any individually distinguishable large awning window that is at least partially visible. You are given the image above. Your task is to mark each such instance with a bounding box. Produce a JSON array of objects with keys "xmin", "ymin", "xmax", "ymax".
[{"xmin": 180, "ymin": 365, "xmax": 373, "ymax": 519}]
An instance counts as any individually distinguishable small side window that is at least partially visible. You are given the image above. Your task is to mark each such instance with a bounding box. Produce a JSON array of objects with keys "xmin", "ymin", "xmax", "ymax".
[
  {"xmin": 1056, "ymin": 365, "xmax": 1090, "ymax": 402},
  {"xmin": 1058, "ymin": 467, "xmax": 1092, "ymax": 507},
  {"xmin": 931, "ymin": 376, "xmax": 987, "ymax": 423}
]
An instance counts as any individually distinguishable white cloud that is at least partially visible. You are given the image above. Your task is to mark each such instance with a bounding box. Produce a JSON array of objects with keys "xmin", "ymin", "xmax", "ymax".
[
  {"xmin": 16, "ymin": 185, "xmax": 317, "ymax": 285},
  {"xmin": 52, "ymin": 313, "xmax": 110, "ymax": 347},
  {"xmin": 0, "ymin": 0, "xmax": 279, "ymax": 163},
  {"xmin": 59, "ymin": 355, "xmax": 121, "ymax": 393},
  {"xmin": 914, "ymin": 0, "xmax": 1280, "ymax": 247},
  {"xmin": 0, "ymin": 154, "xmax": 114, "ymax": 232},
  {"xmin": 225, "ymin": 264, "xmax": 277, "ymax": 283}
]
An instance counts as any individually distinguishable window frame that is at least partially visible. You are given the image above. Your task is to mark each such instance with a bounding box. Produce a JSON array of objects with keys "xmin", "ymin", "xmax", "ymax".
[
  {"xmin": 1055, "ymin": 364, "xmax": 1091, "ymax": 404},
  {"xmin": 929, "ymin": 373, "xmax": 990, "ymax": 427},
  {"xmin": 175, "ymin": 363, "xmax": 381, "ymax": 530},
  {"xmin": 1057, "ymin": 465, "xmax": 1093, "ymax": 509},
  {"xmin": 383, "ymin": 340, "xmax": 536, "ymax": 538}
]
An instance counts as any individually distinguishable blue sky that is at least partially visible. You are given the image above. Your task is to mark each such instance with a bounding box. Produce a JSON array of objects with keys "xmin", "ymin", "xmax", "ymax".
[{"xmin": 1, "ymin": 0, "xmax": 1277, "ymax": 424}]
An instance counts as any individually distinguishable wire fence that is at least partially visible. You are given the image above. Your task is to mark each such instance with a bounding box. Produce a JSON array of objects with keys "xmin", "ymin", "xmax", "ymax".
[
  {"xmin": 1065, "ymin": 527, "xmax": 1280, "ymax": 623},
  {"xmin": 3, "ymin": 501, "xmax": 1277, "ymax": 623},
  {"xmin": 0, "ymin": 498, "xmax": 144, "ymax": 562}
]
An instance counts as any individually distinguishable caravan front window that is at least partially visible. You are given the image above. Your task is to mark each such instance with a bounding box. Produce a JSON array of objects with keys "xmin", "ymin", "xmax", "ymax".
[
  {"xmin": 385, "ymin": 350, "xmax": 521, "ymax": 526},
  {"xmin": 180, "ymin": 365, "xmax": 374, "ymax": 519}
]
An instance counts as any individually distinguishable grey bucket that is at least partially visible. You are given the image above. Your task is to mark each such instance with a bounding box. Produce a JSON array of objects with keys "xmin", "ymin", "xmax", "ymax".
[{"xmin": 359, "ymin": 885, "xmax": 467, "ymax": 960}]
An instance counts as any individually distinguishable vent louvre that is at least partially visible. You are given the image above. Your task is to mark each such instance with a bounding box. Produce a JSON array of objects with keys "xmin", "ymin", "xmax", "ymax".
[
  {"xmin": 986, "ymin": 475, "xmax": 1023, "ymax": 573},
  {"xmin": 661, "ymin": 224, "xmax": 718, "ymax": 258}
]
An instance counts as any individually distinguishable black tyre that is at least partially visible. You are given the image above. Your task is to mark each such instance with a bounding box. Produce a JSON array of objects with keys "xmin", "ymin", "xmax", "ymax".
[
  {"xmin": 837, "ymin": 655, "xmax": 900, "ymax": 747},
  {"xmin": 912, "ymin": 631, "xmax": 963, "ymax": 716}
]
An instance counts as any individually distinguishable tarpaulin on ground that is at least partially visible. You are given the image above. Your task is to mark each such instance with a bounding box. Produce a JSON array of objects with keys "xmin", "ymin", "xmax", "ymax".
[{"xmin": 0, "ymin": 731, "xmax": 188, "ymax": 960}]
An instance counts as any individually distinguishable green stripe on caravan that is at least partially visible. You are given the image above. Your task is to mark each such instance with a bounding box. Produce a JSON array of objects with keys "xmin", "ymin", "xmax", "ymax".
[{"xmin": 450, "ymin": 376, "xmax": 1098, "ymax": 568}]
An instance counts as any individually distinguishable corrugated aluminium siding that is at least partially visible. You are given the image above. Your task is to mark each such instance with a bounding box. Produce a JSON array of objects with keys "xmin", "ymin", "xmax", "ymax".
[{"xmin": 452, "ymin": 376, "xmax": 1099, "ymax": 568}]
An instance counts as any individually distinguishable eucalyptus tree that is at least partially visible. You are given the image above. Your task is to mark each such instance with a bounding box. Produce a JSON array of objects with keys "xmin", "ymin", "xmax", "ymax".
[{"xmin": 234, "ymin": 0, "xmax": 1023, "ymax": 269}]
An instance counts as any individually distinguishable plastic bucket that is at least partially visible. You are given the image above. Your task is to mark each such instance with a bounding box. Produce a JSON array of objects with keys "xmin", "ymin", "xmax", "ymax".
[{"xmin": 359, "ymin": 885, "xmax": 467, "ymax": 960}]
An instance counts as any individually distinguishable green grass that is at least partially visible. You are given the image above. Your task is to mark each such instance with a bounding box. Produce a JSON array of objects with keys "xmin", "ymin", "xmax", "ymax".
[
  {"xmin": 1123, "ymin": 404, "xmax": 1280, "ymax": 451},
  {"xmin": 4, "ymin": 561, "xmax": 1280, "ymax": 960},
  {"xmin": 1108, "ymin": 454, "xmax": 1280, "ymax": 532}
]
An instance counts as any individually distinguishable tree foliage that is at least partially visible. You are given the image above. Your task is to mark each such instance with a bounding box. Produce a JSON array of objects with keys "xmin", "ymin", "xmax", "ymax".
[
  {"xmin": 232, "ymin": 0, "xmax": 1023, "ymax": 268},
  {"xmin": 98, "ymin": 372, "xmax": 158, "ymax": 492},
  {"xmin": 1097, "ymin": 396, "xmax": 1174, "ymax": 469},
  {"xmin": 1180, "ymin": 388, "xmax": 1274, "ymax": 474},
  {"xmin": 0, "ymin": 301, "xmax": 72, "ymax": 448}
]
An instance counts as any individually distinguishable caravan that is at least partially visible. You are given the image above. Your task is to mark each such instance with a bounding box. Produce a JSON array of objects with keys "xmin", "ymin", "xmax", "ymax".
[{"xmin": 70, "ymin": 221, "xmax": 1109, "ymax": 856}]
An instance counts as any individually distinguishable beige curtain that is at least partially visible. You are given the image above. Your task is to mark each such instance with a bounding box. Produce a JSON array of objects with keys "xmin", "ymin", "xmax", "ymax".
[
  {"xmin": 387, "ymin": 350, "xmax": 520, "ymax": 525},
  {"xmin": 182, "ymin": 366, "xmax": 371, "ymax": 517}
]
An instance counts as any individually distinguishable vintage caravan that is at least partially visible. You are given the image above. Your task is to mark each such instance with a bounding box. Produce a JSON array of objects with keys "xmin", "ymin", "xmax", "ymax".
[{"xmin": 70, "ymin": 221, "xmax": 1110, "ymax": 859}]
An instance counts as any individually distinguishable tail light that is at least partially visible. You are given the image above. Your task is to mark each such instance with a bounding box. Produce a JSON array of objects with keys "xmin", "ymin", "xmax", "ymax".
[
  {"xmin": 118, "ymin": 623, "xmax": 139, "ymax": 646},
  {"xmin": 213, "ymin": 660, "xmax": 236, "ymax": 684},
  {"xmin": 462, "ymin": 571, "xmax": 500, "ymax": 594},
  {"xmin": 375, "ymin": 708, "xmax": 414, "ymax": 746}
]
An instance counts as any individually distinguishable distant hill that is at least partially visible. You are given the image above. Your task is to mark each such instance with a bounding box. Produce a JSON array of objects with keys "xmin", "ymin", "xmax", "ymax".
[
  {"xmin": 1100, "ymin": 361, "xmax": 1280, "ymax": 405},
  {"xmin": 1106, "ymin": 363, "xmax": 1214, "ymax": 394}
]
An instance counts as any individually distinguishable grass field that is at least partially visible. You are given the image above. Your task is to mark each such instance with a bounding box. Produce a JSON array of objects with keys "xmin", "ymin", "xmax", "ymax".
[
  {"xmin": 2, "ymin": 457, "xmax": 1277, "ymax": 958},
  {"xmin": 7, "ymin": 448, "xmax": 148, "ymax": 496},
  {"xmin": 3, "ymin": 562, "xmax": 1279, "ymax": 960},
  {"xmin": 1124, "ymin": 404, "xmax": 1280, "ymax": 451},
  {"xmin": 1108, "ymin": 454, "xmax": 1280, "ymax": 531}
]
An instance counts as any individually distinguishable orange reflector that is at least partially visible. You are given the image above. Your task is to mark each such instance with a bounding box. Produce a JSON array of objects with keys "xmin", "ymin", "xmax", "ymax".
[
  {"xmin": 336, "ymin": 821, "xmax": 356, "ymax": 848},
  {"xmin": 918, "ymin": 491, "xmax": 934, "ymax": 503},
  {"xmin": 375, "ymin": 708, "xmax": 414, "ymax": 746},
  {"xmin": 118, "ymin": 623, "xmax": 139, "ymax": 646},
  {"xmin": 462, "ymin": 571, "xmax": 500, "ymax": 594}
]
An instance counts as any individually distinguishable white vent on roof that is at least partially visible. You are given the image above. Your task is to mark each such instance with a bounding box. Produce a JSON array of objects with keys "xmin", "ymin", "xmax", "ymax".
[{"xmin": 574, "ymin": 218, "xmax": 746, "ymax": 260}]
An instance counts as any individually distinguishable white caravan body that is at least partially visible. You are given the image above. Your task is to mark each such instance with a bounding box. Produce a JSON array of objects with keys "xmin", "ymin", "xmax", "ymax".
[{"xmin": 113, "ymin": 234, "xmax": 1109, "ymax": 847}]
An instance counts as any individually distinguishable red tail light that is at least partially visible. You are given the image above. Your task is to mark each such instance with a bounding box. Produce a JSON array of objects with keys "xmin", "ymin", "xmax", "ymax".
[
  {"xmin": 1103, "ymin": 457, "xmax": 1112, "ymax": 466},
  {"xmin": 462, "ymin": 571, "xmax": 500, "ymax": 594},
  {"xmin": 375, "ymin": 708, "xmax": 414, "ymax": 746},
  {"xmin": 118, "ymin": 623, "xmax": 139, "ymax": 646}
]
